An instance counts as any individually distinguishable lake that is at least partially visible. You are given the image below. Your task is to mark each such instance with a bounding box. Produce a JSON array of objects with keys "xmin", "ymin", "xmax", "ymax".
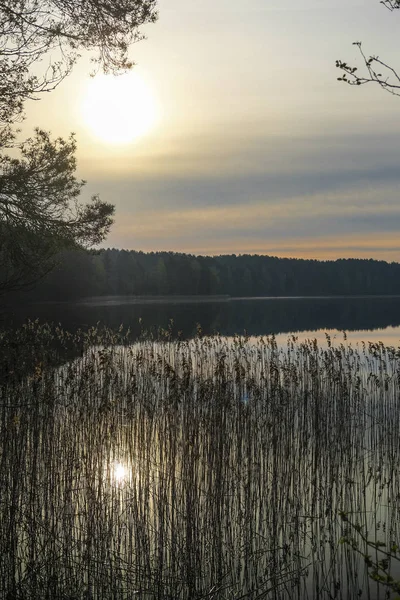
[
  {"xmin": 2, "ymin": 298, "xmax": 400, "ymax": 598},
  {"xmin": 4, "ymin": 294, "xmax": 400, "ymax": 344},
  {"xmin": 2, "ymin": 328, "xmax": 400, "ymax": 599}
]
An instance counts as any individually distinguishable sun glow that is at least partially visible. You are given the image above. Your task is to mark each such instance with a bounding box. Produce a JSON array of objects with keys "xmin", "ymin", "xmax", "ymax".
[
  {"xmin": 113, "ymin": 462, "xmax": 127, "ymax": 484},
  {"xmin": 81, "ymin": 71, "xmax": 158, "ymax": 144}
]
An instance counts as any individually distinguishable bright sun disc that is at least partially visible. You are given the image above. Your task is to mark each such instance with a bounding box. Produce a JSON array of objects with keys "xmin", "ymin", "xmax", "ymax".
[{"xmin": 82, "ymin": 72, "xmax": 158, "ymax": 144}]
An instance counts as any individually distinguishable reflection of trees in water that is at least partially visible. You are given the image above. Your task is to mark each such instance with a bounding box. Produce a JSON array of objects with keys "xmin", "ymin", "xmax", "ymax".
[
  {"xmin": 5, "ymin": 296, "xmax": 400, "ymax": 339},
  {"xmin": 224, "ymin": 297, "xmax": 400, "ymax": 336},
  {"xmin": 0, "ymin": 322, "xmax": 83, "ymax": 385},
  {"xmin": 1, "ymin": 330, "xmax": 400, "ymax": 598}
]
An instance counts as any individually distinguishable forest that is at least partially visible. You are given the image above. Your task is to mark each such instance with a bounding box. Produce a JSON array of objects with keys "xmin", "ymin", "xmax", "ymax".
[{"xmin": 12, "ymin": 247, "xmax": 400, "ymax": 300}]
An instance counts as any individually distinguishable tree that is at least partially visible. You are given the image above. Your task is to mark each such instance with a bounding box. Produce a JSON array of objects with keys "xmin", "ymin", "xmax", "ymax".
[
  {"xmin": 0, "ymin": 0, "xmax": 158, "ymax": 128},
  {"xmin": 0, "ymin": 130, "xmax": 115, "ymax": 290},
  {"xmin": 336, "ymin": 1, "xmax": 400, "ymax": 96},
  {"xmin": 0, "ymin": 0, "xmax": 157, "ymax": 291}
]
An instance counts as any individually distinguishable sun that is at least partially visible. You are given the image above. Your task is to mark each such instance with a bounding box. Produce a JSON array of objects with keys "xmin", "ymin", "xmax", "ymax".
[{"xmin": 81, "ymin": 71, "xmax": 158, "ymax": 145}]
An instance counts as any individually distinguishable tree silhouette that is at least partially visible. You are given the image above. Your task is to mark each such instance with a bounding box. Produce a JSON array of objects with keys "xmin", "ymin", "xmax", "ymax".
[{"xmin": 0, "ymin": 0, "xmax": 158, "ymax": 292}]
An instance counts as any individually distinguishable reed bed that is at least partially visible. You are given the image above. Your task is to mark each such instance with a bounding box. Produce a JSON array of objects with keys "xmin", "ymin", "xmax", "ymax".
[{"xmin": 0, "ymin": 324, "xmax": 400, "ymax": 599}]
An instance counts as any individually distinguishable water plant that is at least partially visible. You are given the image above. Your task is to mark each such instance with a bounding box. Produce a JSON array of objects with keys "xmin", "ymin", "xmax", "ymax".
[
  {"xmin": 340, "ymin": 512, "xmax": 400, "ymax": 598},
  {"xmin": 1, "ymin": 323, "xmax": 400, "ymax": 599}
]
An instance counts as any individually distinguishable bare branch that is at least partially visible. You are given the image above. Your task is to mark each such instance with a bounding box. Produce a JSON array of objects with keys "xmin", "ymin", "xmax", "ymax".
[{"xmin": 336, "ymin": 2, "xmax": 400, "ymax": 96}]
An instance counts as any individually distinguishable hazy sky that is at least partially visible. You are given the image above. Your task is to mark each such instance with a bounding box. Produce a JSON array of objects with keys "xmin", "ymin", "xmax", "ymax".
[{"xmin": 23, "ymin": 0, "xmax": 400, "ymax": 260}]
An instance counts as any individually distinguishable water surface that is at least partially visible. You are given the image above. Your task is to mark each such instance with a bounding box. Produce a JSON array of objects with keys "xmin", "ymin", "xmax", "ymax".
[
  {"xmin": 4, "ymin": 295, "xmax": 400, "ymax": 344},
  {"xmin": 2, "ymin": 334, "xmax": 400, "ymax": 599}
]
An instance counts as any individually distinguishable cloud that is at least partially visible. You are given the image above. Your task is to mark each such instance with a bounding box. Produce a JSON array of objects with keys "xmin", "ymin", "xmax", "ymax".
[
  {"xmin": 102, "ymin": 180, "xmax": 400, "ymax": 261},
  {"xmin": 80, "ymin": 126, "xmax": 400, "ymax": 261}
]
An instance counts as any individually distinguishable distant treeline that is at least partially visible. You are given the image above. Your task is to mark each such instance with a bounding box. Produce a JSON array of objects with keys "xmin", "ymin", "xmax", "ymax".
[{"xmin": 15, "ymin": 248, "xmax": 400, "ymax": 300}]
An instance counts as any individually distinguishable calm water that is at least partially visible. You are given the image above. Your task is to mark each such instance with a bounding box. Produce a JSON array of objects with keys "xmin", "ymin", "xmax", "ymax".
[
  {"xmin": 4, "ymin": 294, "xmax": 400, "ymax": 344},
  {"xmin": 2, "ymin": 333, "xmax": 400, "ymax": 599},
  {"xmin": 2, "ymin": 308, "xmax": 400, "ymax": 598}
]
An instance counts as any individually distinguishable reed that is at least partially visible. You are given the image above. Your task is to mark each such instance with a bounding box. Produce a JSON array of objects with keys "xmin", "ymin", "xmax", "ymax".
[{"xmin": 0, "ymin": 323, "xmax": 399, "ymax": 599}]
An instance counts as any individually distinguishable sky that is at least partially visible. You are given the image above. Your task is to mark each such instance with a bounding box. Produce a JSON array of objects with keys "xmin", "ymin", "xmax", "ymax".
[{"xmin": 22, "ymin": 0, "xmax": 400, "ymax": 260}]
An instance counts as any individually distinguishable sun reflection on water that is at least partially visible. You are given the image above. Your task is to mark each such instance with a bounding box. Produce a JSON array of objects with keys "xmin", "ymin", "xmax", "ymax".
[
  {"xmin": 107, "ymin": 461, "xmax": 131, "ymax": 488},
  {"xmin": 114, "ymin": 462, "xmax": 127, "ymax": 483}
]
